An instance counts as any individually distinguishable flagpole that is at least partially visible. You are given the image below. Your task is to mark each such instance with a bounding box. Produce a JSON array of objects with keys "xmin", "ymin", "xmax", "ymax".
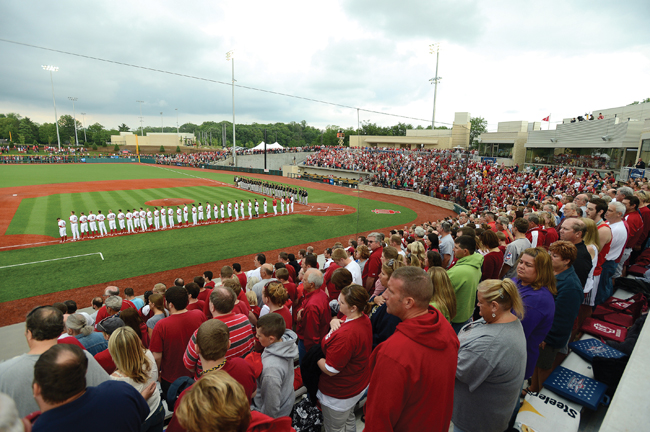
[{"xmin": 548, "ymin": 114, "xmax": 551, "ymax": 130}]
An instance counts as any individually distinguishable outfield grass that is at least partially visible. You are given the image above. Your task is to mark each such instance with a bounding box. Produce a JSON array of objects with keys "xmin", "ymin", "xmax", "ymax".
[
  {"xmin": 0, "ymin": 164, "xmax": 195, "ymax": 187},
  {"xmin": 0, "ymin": 164, "xmax": 416, "ymax": 302}
]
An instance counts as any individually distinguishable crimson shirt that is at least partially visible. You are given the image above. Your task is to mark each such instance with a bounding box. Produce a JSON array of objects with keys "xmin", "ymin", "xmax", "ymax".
[
  {"xmin": 319, "ymin": 315, "xmax": 372, "ymax": 399},
  {"xmin": 149, "ymin": 309, "xmax": 206, "ymax": 383},
  {"xmin": 296, "ymin": 289, "xmax": 331, "ymax": 351}
]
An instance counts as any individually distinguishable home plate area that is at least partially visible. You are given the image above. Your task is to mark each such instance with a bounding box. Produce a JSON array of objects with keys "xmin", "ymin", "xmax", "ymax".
[{"xmin": 294, "ymin": 203, "xmax": 356, "ymax": 216}]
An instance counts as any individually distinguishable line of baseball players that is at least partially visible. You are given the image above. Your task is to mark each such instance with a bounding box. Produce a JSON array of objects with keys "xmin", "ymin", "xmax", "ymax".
[{"xmin": 57, "ymin": 196, "xmax": 296, "ymax": 242}]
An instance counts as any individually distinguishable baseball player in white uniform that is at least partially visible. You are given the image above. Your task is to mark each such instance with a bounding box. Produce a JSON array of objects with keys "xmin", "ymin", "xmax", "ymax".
[
  {"xmin": 176, "ymin": 206, "xmax": 182, "ymax": 225},
  {"xmin": 198, "ymin": 203, "xmax": 204, "ymax": 224},
  {"xmin": 167, "ymin": 206, "xmax": 174, "ymax": 228},
  {"xmin": 88, "ymin": 211, "xmax": 97, "ymax": 237},
  {"xmin": 240, "ymin": 200, "xmax": 245, "ymax": 219},
  {"xmin": 220, "ymin": 201, "xmax": 225, "ymax": 222},
  {"xmin": 57, "ymin": 218, "xmax": 67, "ymax": 242},
  {"xmin": 160, "ymin": 207, "xmax": 167, "ymax": 229},
  {"xmin": 280, "ymin": 198, "xmax": 285, "ymax": 215},
  {"xmin": 126, "ymin": 210, "xmax": 134, "ymax": 233},
  {"xmin": 79, "ymin": 212, "xmax": 88, "ymax": 239},
  {"xmin": 291, "ymin": 196, "xmax": 295, "ymax": 213},
  {"xmin": 97, "ymin": 210, "xmax": 107, "ymax": 237},
  {"xmin": 234, "ymin": 201, "xmax": 239, "ymax": 221},
  {"xmin": 69, "ymin": 211, "xmax": 79, "ymax": 241},
  {"xmin": 248, "ymin": 200, "xmax": 253, "ymax": 220},
  {"xmin": 88, "ymin": 211, "xmax": 97, "ymax": 238},
  {"xmin": 227, "ymin": 201, "xmax": 232, "ymax": 221},
  {"xmin": 263, "ymin": 199, "xmax": 268, "ymax": 216},
  {"xmin": 206, "ymin": 202, "xmax": 212, "ymax": 224},
  {"xmin": 183, "ymin": 204, "xmax": 189, "ymax": 225},
  {"xmin": 133, "ymin": 208, "xmax": 140, "ymax": 230},
  {"xmin": 146, "ymin": 208, "xmax": 153, "ymax": 229},
  {"xmin": 139, "ymin": 208, "xmax": 146, "ymax": 232},
  {"xmin": 153, "ymin": 207, "xmax": 160, "ymax": 230},
  {"xmin": 192, "ymin": 204, "xmax": 198, "ymax": 225},
  {"xmin": 254, "ymin": 199, "xmax": 259, "ymax": 218},
  {"xmin": 117, "ymin": 209, "xmax": 125, "ymax": 233},
  {"xmin": 107, "ymin": 210, "xmax": 117, "ymax": 235}
]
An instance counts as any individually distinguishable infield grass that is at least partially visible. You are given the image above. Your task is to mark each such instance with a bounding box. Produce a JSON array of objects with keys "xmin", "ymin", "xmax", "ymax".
[{"xmin": 0, "ymin": 164, "xmax": 416, "ymax": 302}]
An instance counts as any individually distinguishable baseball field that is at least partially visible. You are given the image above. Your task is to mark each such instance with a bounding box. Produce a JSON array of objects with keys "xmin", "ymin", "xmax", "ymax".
[{"xmin": 0, "ymin": 163, "xmax": 452, "ymax": 326}]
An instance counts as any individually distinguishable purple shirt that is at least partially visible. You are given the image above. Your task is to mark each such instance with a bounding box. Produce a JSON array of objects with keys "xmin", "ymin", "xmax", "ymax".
[{"xmin": 513, "ymin": 277, "xmax": 555, "ymax": 379}]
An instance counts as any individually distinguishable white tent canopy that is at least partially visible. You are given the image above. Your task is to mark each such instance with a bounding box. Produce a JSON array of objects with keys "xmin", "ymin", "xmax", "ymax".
[{"xmin": 251, "ymin": 141, "xmax": 284, "ymax": 151}]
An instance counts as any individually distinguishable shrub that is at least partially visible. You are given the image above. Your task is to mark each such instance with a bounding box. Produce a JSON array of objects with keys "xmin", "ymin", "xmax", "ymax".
[
  {"xmin": 114, "ymin": 144, "xmax": 120, "ymax": 152},
  {"xmin": 176, "ymin": 146, "xmax": 181, "ymax": 153},
  {"xmin": 159, "ymin": 145, "xmax": 165, "ymax": 153},
  {"xmin": 92, "ymin": 144, "xmax": 98, "ymax": 151}
]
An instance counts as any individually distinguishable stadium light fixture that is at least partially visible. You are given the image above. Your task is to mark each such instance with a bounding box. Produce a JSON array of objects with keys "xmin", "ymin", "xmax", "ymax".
[
  {"xmin": 227, "ymin": 50, "xmax": 236, "ymax": 166},
  {"xmin": 68, "ymin": 97, "xmax": 79, "ymax": 146},
  {"xmin": 429, "ymin": 43, "xmax": 442, "ymax": 130},
  {"xmin": 42, "ymin": 65, "xmax": 62, "ymax": 150}
]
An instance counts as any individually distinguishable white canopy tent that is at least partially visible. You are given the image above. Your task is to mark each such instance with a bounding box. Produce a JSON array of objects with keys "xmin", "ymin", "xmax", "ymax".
[{"xmin": 251, "ymin": 141, "xmax": 284, "ymax": 151}]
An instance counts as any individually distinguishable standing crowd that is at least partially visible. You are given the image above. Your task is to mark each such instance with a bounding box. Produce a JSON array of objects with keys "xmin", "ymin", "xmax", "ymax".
[{"xmin": 3, "ymin": 172, "xmax": 650, "ymax": 431}]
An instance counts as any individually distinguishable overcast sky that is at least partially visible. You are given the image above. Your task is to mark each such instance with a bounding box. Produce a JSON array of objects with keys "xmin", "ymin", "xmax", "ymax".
[{"xmin": 1, "ymin": 0, "xmax": 649, "ymax": 133}]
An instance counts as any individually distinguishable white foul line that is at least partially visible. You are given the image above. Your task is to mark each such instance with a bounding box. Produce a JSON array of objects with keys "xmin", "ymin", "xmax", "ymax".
[
  {"xmin": 0, "ymin": 240, "xmax": 60, "ymax": 250},
  {"xmin": 0, "ymin": 252, "xmax": 104, "ymax": 269}
]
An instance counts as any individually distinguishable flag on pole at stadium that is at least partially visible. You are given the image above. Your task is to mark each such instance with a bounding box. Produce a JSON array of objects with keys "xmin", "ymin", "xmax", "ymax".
[{"xmin": 542, "ymin": 115, "xmax": 550, "ymax": 122}]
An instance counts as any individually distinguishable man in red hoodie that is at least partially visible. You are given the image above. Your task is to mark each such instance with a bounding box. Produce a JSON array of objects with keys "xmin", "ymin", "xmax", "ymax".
[{"xmin": 365, "ymin": 266, "xmax": 459, "ymax": 432}]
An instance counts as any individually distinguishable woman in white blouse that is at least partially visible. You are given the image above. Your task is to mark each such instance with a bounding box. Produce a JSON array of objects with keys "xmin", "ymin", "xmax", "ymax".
[{"xmin": 109, "ymin": 326, "xmax": 165, "ymax": 432}]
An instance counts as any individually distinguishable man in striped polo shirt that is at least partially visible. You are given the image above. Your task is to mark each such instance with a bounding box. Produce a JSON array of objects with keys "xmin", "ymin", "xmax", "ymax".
[{"xmin": 183, "ymin": 286, "xmax": 254, "ymax": 378}]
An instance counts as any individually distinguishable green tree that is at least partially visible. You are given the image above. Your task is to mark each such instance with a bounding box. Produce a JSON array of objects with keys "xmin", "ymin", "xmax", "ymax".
[
  {"xmin": 159, "ymin": 145, "xmax": 165, "ymax": 153},
  {"xmin": 57, "ymin": 115, "xmax": 82, "ymax": 143},
  {"xmin": 0, "ymin": 113, "xmax": 21, "ymax": 141},
  {"xmin": 118, "ymin": 123, "xmax": 130, "ymax": 132},
  {"xmin": 87, "ymin": 122, "xmax": 107, "ymax": 145},
  {"xmin": 92, "ymin": 144, "xmax": 98, "ymax": 150},
  {"xmin": 469, "ymin": 116, "xmax": 488, "ymax": 149},
  {"xmin": 114, "ymin": 144, "xmax": 120, "ymax": 152},
  {"xmin": 38, "ymin": 122, "xmax": 57, "ymax": 145},
  {"xmin": 18, "ymin": 117, "xmax": 38, "ymax": 143},
  {"xmin": 176, "ymin": 146, "xmax": 181, "ymax": 153}
]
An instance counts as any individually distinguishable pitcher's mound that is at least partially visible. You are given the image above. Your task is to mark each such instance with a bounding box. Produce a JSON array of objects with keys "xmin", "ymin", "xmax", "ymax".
[{"xmin": 145, "ymin": 198, "xmax": 194, "ymax": 206}]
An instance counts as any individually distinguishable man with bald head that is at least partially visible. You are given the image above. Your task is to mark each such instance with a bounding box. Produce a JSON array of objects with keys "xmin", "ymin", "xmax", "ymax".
[
  {"xmin": 31, "ymin": 344, "xmax": 148, "ymax": 432},
  {"xmin": 93, "ymin": 286, "xmax": 136, "ymax": 329},
  {"xmin": 296, "ymin": 268, "xmax": 330, "ymax": 363},
  {"xmin": 365, "ymin": 266, "xmax": 458, "ymax": 432},
  {"xmin": 574, "ymin": 194, "xmax": 589, "ymax": 216},
  {"xmin": 252, "ymin": 263, "xmax": 277, "ymax": 307}
]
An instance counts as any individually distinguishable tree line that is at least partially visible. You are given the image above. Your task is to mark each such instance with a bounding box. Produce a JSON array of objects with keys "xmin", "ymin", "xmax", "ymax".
[{"xmin": 0, "ymin": 112, "xmax": 486, "ymax": 148}]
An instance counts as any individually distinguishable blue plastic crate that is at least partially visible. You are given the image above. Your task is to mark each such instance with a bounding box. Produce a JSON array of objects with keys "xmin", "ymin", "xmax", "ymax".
[
  {"xmin": 569, "ymin": 339, "xmax": 627, "ymax": 363},
  {"xmin": 544, "ymin": 366, "xmax": 609, "ymax": 410}
]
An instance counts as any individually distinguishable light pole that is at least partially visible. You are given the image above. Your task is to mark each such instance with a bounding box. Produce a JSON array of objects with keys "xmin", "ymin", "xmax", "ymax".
[
  {"xmin": 68, "ymin": 97, "xmax": 79, "ymax": 145},
  {"xmin": 175, "ymin": 108, "xmax": 179, "ymax": 134},
  {"xmin": 42, "ymin": 65, "xmax": 61, "ymax": 150},
  {"xmin": 429, "ymin": 43, "xmax": 442, "ymax": 130},
  {"xmin": 80, "ymin": 112, "xmax": 87, "ymax": 143},
  {"xmin": 160, "ymin": 112, "xmax": 163, "ymax": 133},
  {"xmin": 136, "ymin": 101, "xmax": 144, "ymax": 136},
  {"xmin": 226, "ymin": 50, "xmax": 236, "ymax": 166}
]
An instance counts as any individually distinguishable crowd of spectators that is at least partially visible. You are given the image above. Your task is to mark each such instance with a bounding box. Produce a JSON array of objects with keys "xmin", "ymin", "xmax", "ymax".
[
  {"xmin": 1, "ymin": 175, "xmax": 649, "ymax": 430},
  {"xmin": 303, "ymin": 147, "xmax": 650, "ymax": 214},
  {"xmin": 155, "ymin": 150, "xmax": 230, "ymax": 167}
]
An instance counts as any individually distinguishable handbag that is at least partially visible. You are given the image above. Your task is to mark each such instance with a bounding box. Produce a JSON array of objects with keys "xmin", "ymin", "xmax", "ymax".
[
  {"xmin": 580, "ymin": 317, "xmax": 627, "ymax": 343},
  {"xmin": 592, "ymin": 305, "xmax": 635, "ymax": 328},
  {"xmin": 603, "ymin": 293, "xmax": 647, "ymax": 321}
]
